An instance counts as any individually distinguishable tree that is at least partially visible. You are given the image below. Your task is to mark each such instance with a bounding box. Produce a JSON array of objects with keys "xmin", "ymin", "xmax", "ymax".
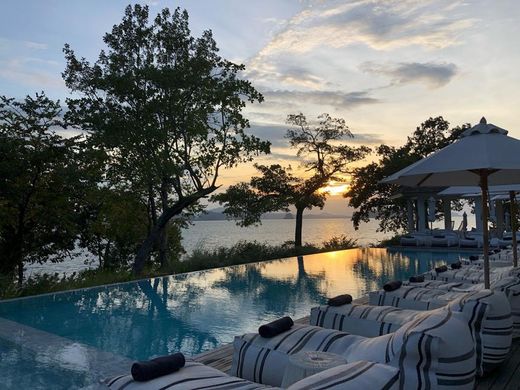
[
  {"xmin": 347, "ymin": 116, "xmax": 469, "ymax": 233},
  {"xmin": 214, "ymin": 113, "xmax": 370, "ymax": 247},
  {"xmin": 63, "ymin": 5, "xmax": 270, "ymax": 274},
  {"xmin": 0, "ymin": 93, "xmax": 80, "ymax": 285}
]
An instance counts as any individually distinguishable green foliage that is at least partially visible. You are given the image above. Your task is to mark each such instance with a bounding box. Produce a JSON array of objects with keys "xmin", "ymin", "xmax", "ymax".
[
  {"xmin": 214, "ymin": 113, "xmax": 370, "ymax": 246},
  {"xmin": 347, "ymin": 116, "xmax": 470, "ymax": 233},
  {"xmin": 63, "ymin": 5, "xmax": 270, "ymax": 273},
  {"xmin": 0, "ymin": 93, "xmax": 81, "ymax": 284},
  {"xmin": 0, "ymin": 237, "xmax": 357, "ymax": 300},
  {"xmin": 77, "ymin": 188, "xmax": 154, "ymax": 269},
  {"xmin": 321, "ymin": 235, "xmax": 358, "ymax": 251}
]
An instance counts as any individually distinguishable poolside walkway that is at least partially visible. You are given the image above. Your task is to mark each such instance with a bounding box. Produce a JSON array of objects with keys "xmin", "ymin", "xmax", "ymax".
[{"xmin": 193, "ymin": 295, "xmax": 520, "ymax": 390}]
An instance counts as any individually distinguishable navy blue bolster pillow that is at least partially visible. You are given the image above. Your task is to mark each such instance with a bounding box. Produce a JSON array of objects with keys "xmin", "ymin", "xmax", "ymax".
[
  {"xmin": 259, "ymin": 316, "xmax": 294, "ymax": 338},
  {"xmin": 383, "ymin": 280, "xmax": 402, "ymax": 292},
  {"xmin": 469, "ymin": 255, "xmax": 479, "ymax": 261},
  {"xmin": 328, "ymin": 294, "xmax": 353, "ymax": 307},
  {"xmin": 131, "ymin": 353, "xmax": 185, "ymax": 382},
  {"xmin": 451, "ymin": 261, "xmax": 462, "ymax": 269},
  {"xmin": 409, "ymin": 275, "xmax": 425, "ymax": 283},
  {"xmin": 435, "ymin": 265, "xmax": 448, "ymax": 273}
]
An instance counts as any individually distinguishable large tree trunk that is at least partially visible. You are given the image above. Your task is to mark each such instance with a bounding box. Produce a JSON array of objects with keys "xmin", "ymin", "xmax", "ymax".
[
  {"xmin": 133, "ymin": 186, "xmax": 216, "ymax": 274},
  {"xmin": 295, "ymin": 206, "xmax": 305, "ymax": 248}
]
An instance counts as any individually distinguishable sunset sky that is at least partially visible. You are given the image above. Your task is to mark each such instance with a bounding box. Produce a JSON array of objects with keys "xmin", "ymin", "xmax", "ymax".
[{"xmin": 1, "ymin": 0, "xmax": 519, "ymax": 212}]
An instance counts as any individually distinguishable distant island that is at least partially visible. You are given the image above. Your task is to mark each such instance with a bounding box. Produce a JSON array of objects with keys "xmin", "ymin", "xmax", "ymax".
[{"xmin": 194, "ymin": 209, "xmax": 350, "ymax": 221}]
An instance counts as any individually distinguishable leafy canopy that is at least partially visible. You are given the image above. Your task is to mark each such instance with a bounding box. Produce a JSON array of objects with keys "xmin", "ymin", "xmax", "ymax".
[
  {"xmin": 347, "ymin": 116, "xmax": 469, "ymax": 233},
  {"xmin": 214, "ymin": 113, "xmax": 370, "ymax": 246},
  {"xmin": 62, "ymin": 5, "xmax": 270, "ymax": 272},
  {"xmin": 0, "ymin": 93, "xmax": 81, "ymax": 281}
]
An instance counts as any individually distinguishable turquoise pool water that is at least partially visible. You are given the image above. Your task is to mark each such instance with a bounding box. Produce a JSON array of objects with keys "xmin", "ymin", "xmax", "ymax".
[{"xmin": 0, "ymin": 248, "xmax": 467, "ymax": 389}]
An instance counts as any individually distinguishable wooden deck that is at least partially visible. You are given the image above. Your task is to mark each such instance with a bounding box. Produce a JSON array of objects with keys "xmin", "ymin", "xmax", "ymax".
[
  {"xmin": 193, "ymin": 295, "xmax": 520, "ymax": 389},
  {"xmin": 476, "ymin": 337, "xmax": 520, "ymax": 390}
]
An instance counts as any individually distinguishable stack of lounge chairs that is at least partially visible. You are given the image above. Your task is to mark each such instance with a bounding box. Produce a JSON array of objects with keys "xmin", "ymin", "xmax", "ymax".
[
  {"xmin": 106, "ymin": 256, "xmax": 519, "ymax": 390},
  {"xmin": 400, "ymin": 229, "xmax": 461, "ymax": 247},
  {"xmin": 400, "ymin": 229, "xmax": 517, "ymax": 249}
]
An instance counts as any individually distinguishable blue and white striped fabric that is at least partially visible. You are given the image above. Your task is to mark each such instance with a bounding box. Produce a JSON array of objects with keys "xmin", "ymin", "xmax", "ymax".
[
  {"xmin": 231, "ymin": 309, "xmax": 476, "ymax": 390},
  {"xmin": 106, "ymin": 360, "xmax": 402, "ymax": 390},
  {"xmin": 286, "ymin": 360, "xmax": 399, "ymax": 390},
  {"xmin": 405, "ymin": 277, "xmax": 520, "ymax": 339},
  {"xmin": 367, "ymin": 289, "xmax": 513, "ymax": 374},
  {"xmin": 424, "ymin": 265, "xmax": 520, "ymax": 284},
  {"xmin": 105, "ymin": 361, "xmax": 270, "ymax": 389}
]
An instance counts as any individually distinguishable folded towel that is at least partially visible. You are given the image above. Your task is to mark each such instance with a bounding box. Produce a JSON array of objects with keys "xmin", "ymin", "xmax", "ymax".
[
  {"xmin": 435, "ymin": 265, "xmax": 448, "ymax": 273},
  {"xmin": 383, "ymin": 280, "xmax": 402, "ymax": 292},
  {"xmin": 451, "ymin": 261, "xmax": 462, "ymax": 269},
  {"xmin": 328, "ymin": 294, "xmax": 352, "ymax": 307},
  {"xmin": 469, "ymin": 255, "xmax": 479, "ymax": 261},
  {"xmin": 409, "ymin": 275, "xmax": 425, "ymax": 283},
  {"xmin": 131, "ymin": 353, "xmax": 185, "ymax": 382},
  {"xmin": 259, "ymin": 316, "xmax": 294, "ymax": 338}
]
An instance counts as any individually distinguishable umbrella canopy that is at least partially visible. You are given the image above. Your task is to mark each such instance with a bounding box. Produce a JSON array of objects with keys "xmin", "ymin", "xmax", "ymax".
[
  {"xmin": 383, "ymin": 118, "xmax": 520, "ymax": 287},
  {"xmin": 462, "ymin": 211, "xmax": 468, "ymax": 231}
]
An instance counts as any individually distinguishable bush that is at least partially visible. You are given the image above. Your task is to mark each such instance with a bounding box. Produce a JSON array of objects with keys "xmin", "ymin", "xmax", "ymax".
[
  {"xmin": 0, "ymin": 236, "xmax": 359, "ymax": 300},
  {"xmin": 321, "ymin": 235, "xmax": 358, "ymax": 251}
]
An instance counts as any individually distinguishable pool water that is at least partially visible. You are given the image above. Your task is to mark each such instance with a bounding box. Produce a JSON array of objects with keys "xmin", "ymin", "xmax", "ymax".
[{"xmin": 0, "ymin": 248, "xmax": 466, "ymax": 388}]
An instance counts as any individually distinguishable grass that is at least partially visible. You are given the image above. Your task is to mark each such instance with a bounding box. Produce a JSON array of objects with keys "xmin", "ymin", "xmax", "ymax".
[{"xmin": 0, "ymin": 235, "xmax": 357, "ymax": 300}]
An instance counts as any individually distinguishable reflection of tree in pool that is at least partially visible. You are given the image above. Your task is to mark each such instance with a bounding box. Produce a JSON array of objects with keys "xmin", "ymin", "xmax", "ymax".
[{"xmin": 213, "ymin": 257, "xmax": 326, "ymax": 315}]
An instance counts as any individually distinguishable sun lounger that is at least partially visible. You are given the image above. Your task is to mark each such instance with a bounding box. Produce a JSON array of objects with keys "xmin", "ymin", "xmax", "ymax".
[
  {"xmin": 311, "ymin": 291, "xmax": 512, "ymax": 375},
  {"xmin": 400, "ymin": 231, "xmax": 432, "ymax": 246},
  {"xmin": 105, "ymin": 360, "xmax": 400, "ymax": 389},
  {"xmin": 430, "ymin": 231, "xmax": 460, "ymax": 247},
  {"xmin": 498, "ymin": 232, "xmax": 520, "ymax": 249},
  {"xmin": 231, "ymin": 309, "xmax": 476, "ymax": 389}
]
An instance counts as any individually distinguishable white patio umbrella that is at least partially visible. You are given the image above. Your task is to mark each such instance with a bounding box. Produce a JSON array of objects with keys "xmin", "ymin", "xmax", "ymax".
[
  {"xmin": 383, "ymin": 117, "xmax": 520, "ymax": 288},
  {"xmin": 462, "ymin": 211, "xmax": 468, "ymax": 231}
]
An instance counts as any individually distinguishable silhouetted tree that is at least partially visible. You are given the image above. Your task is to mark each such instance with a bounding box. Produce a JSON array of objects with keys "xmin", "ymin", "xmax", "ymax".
[
  {"xmin": 347, "ymin": 116, "xmax": 469, "ymax": 233},
  {"xmin": 214, "ymin": 113, "xmax": 370, "ymax": 247},
  {"xmin": 0, "ymin": 93, "xmax": 80, "ymax": 284},
  {"xmin": 63, "ymin": 5, "xmax": 270, "ymax": 273}
]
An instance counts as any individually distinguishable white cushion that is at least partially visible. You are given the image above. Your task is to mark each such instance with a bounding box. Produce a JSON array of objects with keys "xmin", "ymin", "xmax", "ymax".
[
  {"xmin": 231, "ymin": 309, "xmax": 476, "ymax": 390},
  {"xmin": 287, "ymin": 360, "xmax": 399, "ymax": 390},
  {"xmin": 367, "ymin": 289, "xmax": 513, "ymax": 374},
  {"xmin": 105, "ymin": 361, "xmax": 270, "ymax": 390}
]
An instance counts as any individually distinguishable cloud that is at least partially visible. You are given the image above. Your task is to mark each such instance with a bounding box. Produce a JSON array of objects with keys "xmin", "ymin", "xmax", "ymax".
[
  {"xmin": 360, "ymin": 61, "xmax": 458, "ymax": 88},
  {"xmin": 24, "ymin": 41, "xmax": 48, "ymax": 50},
  {"xmin": 247, "ymin": 122, "xmax": 383, "ymax": 149},
  {"xmin": 256, "ymin": 0, "xmax": 474, "ymax": 57},
  {"xmin": 0, "ymin": 58, "xmax": 64, "ymax": 88},
  {"xmin": 246, "ymin": 61, "xmax": 328, "ymax": 89},
  {"xmin": 262, "ymin": 89, "xmax": 380, "ymax": 110}
]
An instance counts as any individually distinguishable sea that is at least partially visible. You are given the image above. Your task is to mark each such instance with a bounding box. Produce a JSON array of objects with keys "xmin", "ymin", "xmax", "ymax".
[{"xmin": 24, "ymin": 216, "xmax": 464, "ymax": 277}]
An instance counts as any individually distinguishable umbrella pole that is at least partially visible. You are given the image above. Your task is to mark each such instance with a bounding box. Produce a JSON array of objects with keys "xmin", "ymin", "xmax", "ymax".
[
  {"xmin": 510, "ymin": 191, "xmax": 518, "ymax": 267},
  {"xmin": 480, "ymin": 172, "xmax": 491, "ymax": 289}
]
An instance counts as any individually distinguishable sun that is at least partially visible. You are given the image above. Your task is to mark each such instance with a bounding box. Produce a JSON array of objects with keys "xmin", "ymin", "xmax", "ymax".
[{"xmin": 318, "ymin": 181, "xmax": 350, "ymax": 196}]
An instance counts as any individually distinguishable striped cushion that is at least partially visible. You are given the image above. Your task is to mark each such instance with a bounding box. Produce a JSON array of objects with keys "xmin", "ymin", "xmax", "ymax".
[
  {"xmin": 105, "ymin": 361, "xmax": 271, "ymax": 389},
  {"xmin": 403, "ymin": 277, "xmax": 520, "ymax": 339},
  {"xmin": 231, "ymin": 309, "xmax": 476, "ymax": 389},
  {"xmin": 368, "ymin": 289, "xmax": 513, "ymax": 374},
  {"xmin": 286, "ymin": 360, "xmax": 399, "ymax": 390},
  {"xmin": 424, "ymin": 266, "xmax": 520, "ymax": 284}
]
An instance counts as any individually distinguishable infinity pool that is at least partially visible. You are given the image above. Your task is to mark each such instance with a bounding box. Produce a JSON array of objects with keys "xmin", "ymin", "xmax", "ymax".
[{"xmin": 0, "ymin": 248, "xmax": 467, "ymax": 389}]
